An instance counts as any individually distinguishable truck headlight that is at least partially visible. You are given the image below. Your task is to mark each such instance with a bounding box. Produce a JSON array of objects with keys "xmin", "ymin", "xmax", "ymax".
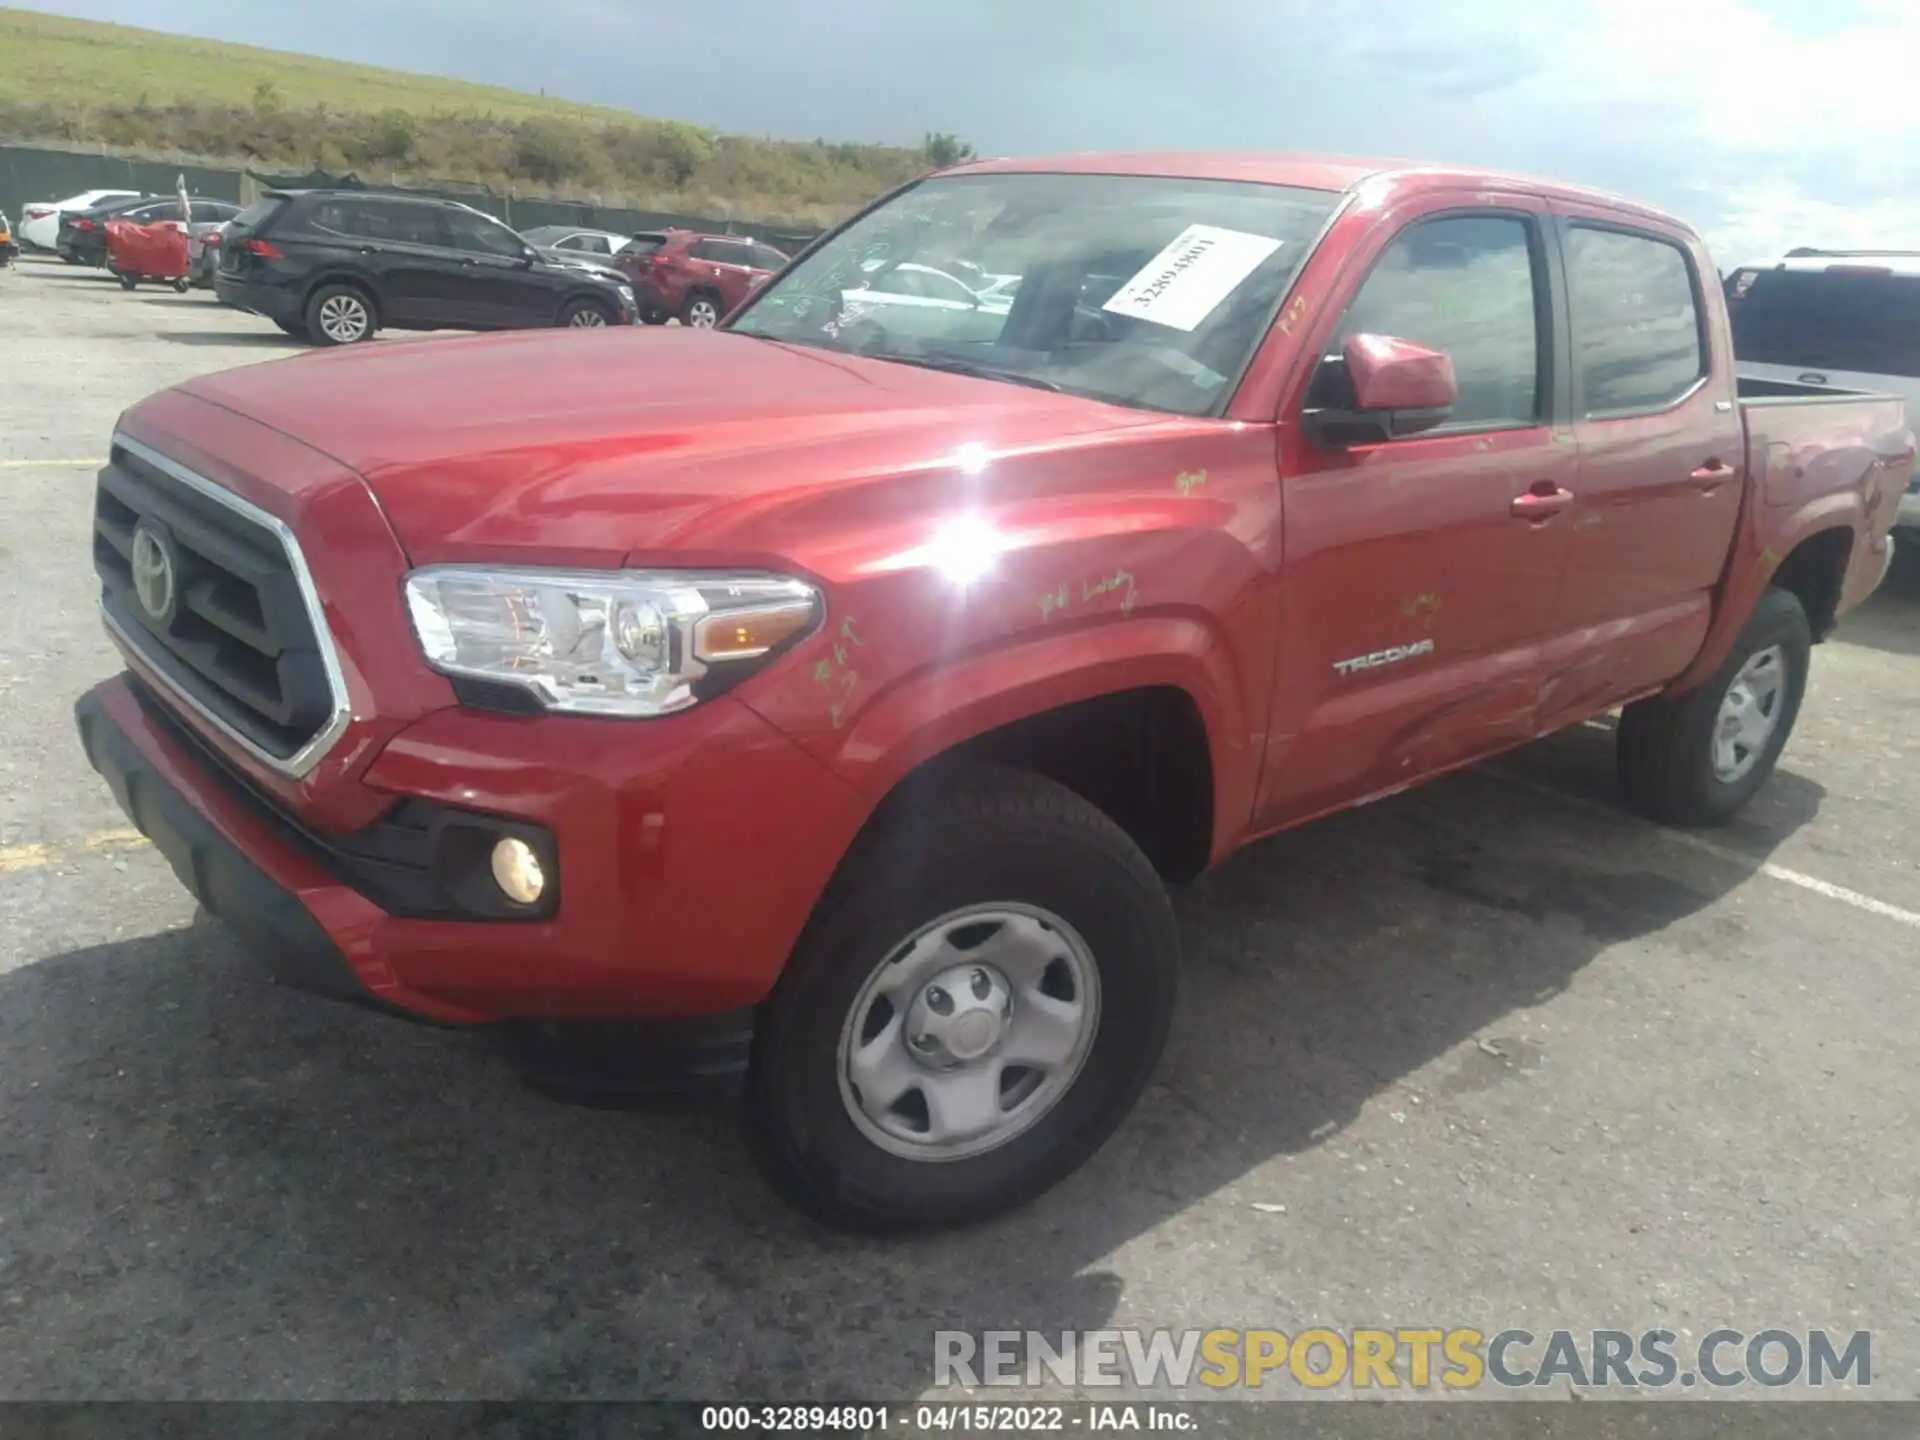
[{"xmin": 404, "ymin": 566, "xmax": 820, "ymax": 717}]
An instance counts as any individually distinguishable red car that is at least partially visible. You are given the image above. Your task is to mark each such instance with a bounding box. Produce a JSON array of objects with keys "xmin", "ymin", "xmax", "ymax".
[
  {"xmin": 619, "ymin": 229, "xmax": 788, "ymax": 327},
  {"xmin": 75, "ymin": 152, "xmax": 1909, "ymax": 1233}
]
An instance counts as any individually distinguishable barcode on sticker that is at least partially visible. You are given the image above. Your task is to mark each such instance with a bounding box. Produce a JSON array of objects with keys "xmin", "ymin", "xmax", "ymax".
[{"xmin": 1102, "ymin": 224, "xmax": 1284, "ymax": 332}]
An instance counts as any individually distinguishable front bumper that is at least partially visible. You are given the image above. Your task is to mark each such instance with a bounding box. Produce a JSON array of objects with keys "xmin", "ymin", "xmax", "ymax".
[
  {"xmin": 75, "ymin": 666, "xmax": 868, "ymax": 1028},
  {"xmin": 76, "ymin": 685, "xmax": 392, "ymax": 1012}
]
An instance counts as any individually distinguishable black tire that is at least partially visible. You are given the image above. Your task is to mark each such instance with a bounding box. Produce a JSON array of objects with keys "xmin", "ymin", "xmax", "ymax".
[
  {"xmin": 680, "ymin": 289, "xmax": 723, "ymax": 329},
  {"xmin": 61, "ymin": 252, "xmax": 82, "ymax": 266},
  {"xmin": 304, "ymin": 283, "xmax": 376, "ymax": 346},
  {"xmin": 558, "ymin": 296, "xmax": 614, "ymax": 328},
  {"xmin": 743, "ymin": 763, "xmax": 1178, "ymax": 1234},
  {"xmin": 170, "ymin": 277, "xmax": 189, "ymax": 294},
  {"xmin": 115, "ymin": 270, "xmax": 137, "ymax": 291},
  {"xmin": 1617, "ymin": 587, "xmax": 1812, "ymax": 827}
]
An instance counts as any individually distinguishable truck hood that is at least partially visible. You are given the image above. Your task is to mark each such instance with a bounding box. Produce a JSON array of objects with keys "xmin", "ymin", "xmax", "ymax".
[{"xmin": 178, "ymin": 327, "xmax": 1157, "ymax": 567}]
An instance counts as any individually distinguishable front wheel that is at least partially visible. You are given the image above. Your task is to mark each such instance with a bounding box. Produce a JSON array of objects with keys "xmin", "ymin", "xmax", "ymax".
[
  {"xmin": 743, "ymin": 764, "xmax": 1178, "ymax": 1233},
  {"xmin": 559, "ymin": 297, "xmax": 612, "ymax": 328},
  {"xmin": 1617, "ymin": 587, "xmax": 1812, "ymax": 826},
  {"xmin": 170, "ymin": 277, "xmax": 189, "ymax": 294},
  {"xmin": 115, "ymin": 270, "xmax": 137, "ymax": 291}
]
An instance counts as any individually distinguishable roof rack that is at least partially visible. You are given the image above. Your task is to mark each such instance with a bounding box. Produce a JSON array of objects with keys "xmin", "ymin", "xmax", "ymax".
[{"xmin": 1783, "ymin": 247, "xmax": 1920, "ymax": 258}]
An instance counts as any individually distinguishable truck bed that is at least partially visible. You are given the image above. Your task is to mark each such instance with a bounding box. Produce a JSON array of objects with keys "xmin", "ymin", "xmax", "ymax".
[{"xmin": 1737, "ymin": 384, "xmax": 1910, "ymax": 622}]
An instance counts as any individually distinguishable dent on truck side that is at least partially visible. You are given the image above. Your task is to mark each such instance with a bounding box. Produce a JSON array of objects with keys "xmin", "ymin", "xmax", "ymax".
[
  {"xmin": 1669, "ymin": 404, "xmax": 1913, "ymax": 694},
  {"xmin": 728, "ymin": 422, "xmax": 1286, "ymax": 870}
]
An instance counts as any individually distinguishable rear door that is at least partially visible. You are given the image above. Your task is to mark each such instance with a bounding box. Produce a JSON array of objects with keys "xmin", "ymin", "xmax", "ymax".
[
  {"xmin": 302, "ymin": 197, "xmax": 449, "ymax": 325},
  {"xmin": 1541, "ymin": 209, "xmax": 1743, "ymax": 726},
  {"xmin": 692, "ymin": 238, "xmax": 760, "ymax": 312},
  {"xmin": 1259, "ymin": 194, "xmax": 1579, "ymax": 828}
]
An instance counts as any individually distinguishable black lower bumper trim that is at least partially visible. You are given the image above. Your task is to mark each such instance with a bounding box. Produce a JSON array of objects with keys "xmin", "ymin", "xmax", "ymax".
[
  {"xmin": 504, "ymin": 1013, "xmax": 756, "ymax": 1102},
  {"xmin": 74, "ymin": 689, "xmax": 383, "ymax": 1011}
]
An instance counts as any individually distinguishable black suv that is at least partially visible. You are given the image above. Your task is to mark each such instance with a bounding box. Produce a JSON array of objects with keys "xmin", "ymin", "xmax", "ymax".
[{"xmin": 214, "ymin": 190, "xmax": 637, "ymax": 345}]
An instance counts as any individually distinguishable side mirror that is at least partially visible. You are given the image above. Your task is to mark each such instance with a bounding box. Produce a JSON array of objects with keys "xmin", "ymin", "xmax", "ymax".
[{"xmin": 1303, "ymin": 333, "xmax": 1458, "ymax": 447}]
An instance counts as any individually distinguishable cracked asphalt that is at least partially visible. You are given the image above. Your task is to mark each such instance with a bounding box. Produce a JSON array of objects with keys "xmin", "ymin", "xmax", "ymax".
[{"xmin": 2, "ymin": 252, "xmax": 1917, "ymax": 1409}]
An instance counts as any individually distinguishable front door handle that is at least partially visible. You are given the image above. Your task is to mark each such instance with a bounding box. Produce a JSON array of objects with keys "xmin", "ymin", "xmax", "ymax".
[
  {"xmin": 1512, "ymin": 482, "xmax": 1575, "ymax": 520},
  {"xmin": 1691, "ymin": 460, "xmax": 1736, "ymax": 490}
]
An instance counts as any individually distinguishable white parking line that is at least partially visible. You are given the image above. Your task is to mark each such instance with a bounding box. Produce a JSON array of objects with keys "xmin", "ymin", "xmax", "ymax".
[
  {"xmin": 1490, "ymin": 768, "xmax": 1920, "ymax": 931},
  {"xmin": 0, "ymin": 458, "xmax": 106, "ymax": 469}
]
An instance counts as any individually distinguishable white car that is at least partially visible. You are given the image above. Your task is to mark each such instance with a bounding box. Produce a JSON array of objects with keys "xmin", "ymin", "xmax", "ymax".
[
  {"xmin": 16, "ymin": 189, "xmax": 143, "ymax": 253},
  {"xmin": 519, "ymin": 225, "xmax": 633, "ymax": 262},
  {"xmin": 839, "ymin": 262, "xmax": 1014, "ymax": 345},
  {"xmin": 1724, "ymin": 249, "xmax": 1920, "ymax": 531}
]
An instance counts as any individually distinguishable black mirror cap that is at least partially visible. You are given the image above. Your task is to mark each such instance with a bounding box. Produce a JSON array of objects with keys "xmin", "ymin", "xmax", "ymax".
[{"xmin": 1301, "ymin": 404, "xmax": 1453, "ymax": 448}]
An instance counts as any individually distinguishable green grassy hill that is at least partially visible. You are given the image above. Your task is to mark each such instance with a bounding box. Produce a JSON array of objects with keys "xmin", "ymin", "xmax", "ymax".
[{"xmin": 0, "ymin": 6, "xmax": 936, "ymax": 224}]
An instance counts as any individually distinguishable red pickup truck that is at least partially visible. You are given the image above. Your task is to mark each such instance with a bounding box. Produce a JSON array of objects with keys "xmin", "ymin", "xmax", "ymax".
[{"xmin": 75, "ymin": 153, "xmax": 1909, "ymax": 1232}]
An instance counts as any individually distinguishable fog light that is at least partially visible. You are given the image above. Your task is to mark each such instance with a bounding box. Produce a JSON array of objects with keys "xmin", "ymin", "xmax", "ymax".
[{"xmin": 490, "ymin": 837, "xmax": 546, "ymax": 905}]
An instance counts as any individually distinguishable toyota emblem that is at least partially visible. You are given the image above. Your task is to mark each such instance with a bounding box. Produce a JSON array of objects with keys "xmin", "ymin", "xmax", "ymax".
[{"xmin": 129, "ymin": 521, "xmax": 179, "ymax": 627}]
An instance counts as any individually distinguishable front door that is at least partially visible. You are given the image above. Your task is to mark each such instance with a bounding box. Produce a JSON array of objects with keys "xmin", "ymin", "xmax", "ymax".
[
  {"xmin": 1257, "ymin": 197, "xmax": 1578, "ymax": 829},
  {"xmin": 1538, "ymin": 209, "xmax": 1744, "ymax": 727},
  {"xmin": 440, "ymin": 207, "xmax": 558, "ymax": 327}
]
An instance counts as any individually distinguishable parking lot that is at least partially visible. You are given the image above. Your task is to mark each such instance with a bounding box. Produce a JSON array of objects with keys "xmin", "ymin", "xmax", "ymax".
[{"xmin": 2, "ymin": 249, "xmax": 1918, "ymax": 1403}]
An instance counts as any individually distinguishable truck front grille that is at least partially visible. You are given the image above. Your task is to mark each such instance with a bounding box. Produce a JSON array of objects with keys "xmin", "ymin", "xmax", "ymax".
[{"xmin": 92, "ymin": 437, "xmax": 344, "ymax": 773}]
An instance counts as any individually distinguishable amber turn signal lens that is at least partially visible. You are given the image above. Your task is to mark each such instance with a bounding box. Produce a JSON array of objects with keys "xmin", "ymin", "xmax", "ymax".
[{"xmin": 692, "ymin": 603, "xmax": 814, "ymax": 662}]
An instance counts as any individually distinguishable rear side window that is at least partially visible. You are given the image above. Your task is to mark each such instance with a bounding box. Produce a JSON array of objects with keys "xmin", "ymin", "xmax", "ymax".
[
  {"xmin": 749, "ymin": 244, "xmax": 789, "ymax": 271},
  {"xmin": 693, "ymin": 239, "xmax": 751, "ymax": 264},
  {"xmin": 1325, "ymin": 213, "xmax": 1544, "ymax": 430},
  {"xmin": 308, "ymin": 198, "xmax": 445, "ymax": 247},
  {"xmin": 1727, "ymin": 268, "xmax": 1920, "ymax": 379},
  {"xmin": 1565, "ymin": 226, "xmax": 1705, "ymax": 416}
]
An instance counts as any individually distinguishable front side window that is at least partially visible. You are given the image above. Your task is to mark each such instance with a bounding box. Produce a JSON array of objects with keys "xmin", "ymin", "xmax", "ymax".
[
  {"xmin": 444, "ymin": 208, "xmax": 529, "ymax": 258},
  {"xmin": 731, "ymin": 172, "xmax": 1340, "ymax": 416},
  {"xmin": 1319, "ymin": 214, "xmax": 1543, "ymax": 431},
  {"xmin": 1566, "ymin": 226, "xmax": 1704, "ymax": 415}
]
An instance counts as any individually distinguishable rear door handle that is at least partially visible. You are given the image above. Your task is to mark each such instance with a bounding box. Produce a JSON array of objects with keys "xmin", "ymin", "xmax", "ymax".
[
  {"xmin": 1512, "ymin": 482, "xmax": 1575, "ymax": 520},
  {"xmin": 1691, "ymin": 460, "xmax": 1736, "ymax": 490}
]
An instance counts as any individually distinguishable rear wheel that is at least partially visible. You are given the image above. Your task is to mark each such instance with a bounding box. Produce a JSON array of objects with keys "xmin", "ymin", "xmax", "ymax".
[
  {"xmin": 170, "ymin": 277, "xmax": 189, "ymax": 294},
  {"xmin": 1617, "ymin": 587, "xmax": 1811, "ymax": 826},
  {"xmin": 743, "ymin": 764, "xmax": 1178, "ymax": 1233},
  {"xmin": 681, "ymin": 291, "xmax": 721, "ymax": 329},
  {"xmin": 115, "ymin": 270, "xmax": 137, "ymax": 291},
  {"xmin": 305, "ymin": 284, "xmax": 375, "ymax": 346}
]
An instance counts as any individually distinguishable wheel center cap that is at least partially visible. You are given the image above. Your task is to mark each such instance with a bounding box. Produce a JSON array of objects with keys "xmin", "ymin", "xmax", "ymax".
[{"xmin": 948, "ymin": 1009, "xmax": 1000, "ymax": 1060}]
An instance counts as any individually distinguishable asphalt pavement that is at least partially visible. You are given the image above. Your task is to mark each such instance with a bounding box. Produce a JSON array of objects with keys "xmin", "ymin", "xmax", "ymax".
[{"xmin": 2, "ymin": 252, "xmax": 1916, "ymax": 1406}]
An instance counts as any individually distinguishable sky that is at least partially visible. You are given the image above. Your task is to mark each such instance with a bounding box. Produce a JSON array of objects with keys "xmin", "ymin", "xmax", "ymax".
[{"xmin": 27, "ymin": 0, "xmax": 1920, "ymax": 261}]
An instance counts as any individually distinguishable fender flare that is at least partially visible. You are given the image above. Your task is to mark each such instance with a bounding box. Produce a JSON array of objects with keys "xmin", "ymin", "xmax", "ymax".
[
  {"xmin": 1670, "ymin": 490, "xmax": 1864, "ymax": 694},
  {"xmin": 824, "ymin": 614, "xmax": 1257, "ymax": 862}
]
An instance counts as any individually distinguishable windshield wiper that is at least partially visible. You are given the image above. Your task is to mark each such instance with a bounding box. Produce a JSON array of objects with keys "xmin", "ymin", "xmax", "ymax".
[{"xmin": 871, "ymin": 353, "xmax": 1063, "ymax": 392}]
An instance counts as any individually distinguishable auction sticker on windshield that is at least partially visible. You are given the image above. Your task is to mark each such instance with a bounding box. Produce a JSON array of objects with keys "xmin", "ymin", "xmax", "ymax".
[{"xmin": 1102, "ymin": 223, "xmax": 1283, "ymax": 332}]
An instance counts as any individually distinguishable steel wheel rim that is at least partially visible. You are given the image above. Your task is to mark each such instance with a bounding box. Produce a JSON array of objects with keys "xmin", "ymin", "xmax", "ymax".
[
  {"xmin": 836, "ymin": 902, "xmax": 1102, "ymax": 1162},
  {"xmin": 688, "ymin": 300, "xmax": 718, "ymax": 328},
  {"xmin": 568, "ymin": 307, "xmax": 607, "ymax": 327},
  {"xmin": 1713, "ymin": 644, "xmax": 1787, "ymax": 782},
  {"xmin": 319, "ymin": 294, "xmax": 368, "ymax": 343}
]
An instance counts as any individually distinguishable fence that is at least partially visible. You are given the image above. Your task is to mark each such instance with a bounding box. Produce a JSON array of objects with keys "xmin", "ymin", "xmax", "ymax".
[
  {"xmin": 1, "ymin": 143, "xmax": 823, "ymax": 252},
  {"xmin": 0, "ymin": 143, "xmax": 240, "ymax": 219}
]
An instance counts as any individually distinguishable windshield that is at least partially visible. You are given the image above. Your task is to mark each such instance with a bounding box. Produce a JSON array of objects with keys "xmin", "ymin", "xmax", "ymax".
[{"xmin": 727, "ymin": 172, "xmax": 1341, "ymax": 416}]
